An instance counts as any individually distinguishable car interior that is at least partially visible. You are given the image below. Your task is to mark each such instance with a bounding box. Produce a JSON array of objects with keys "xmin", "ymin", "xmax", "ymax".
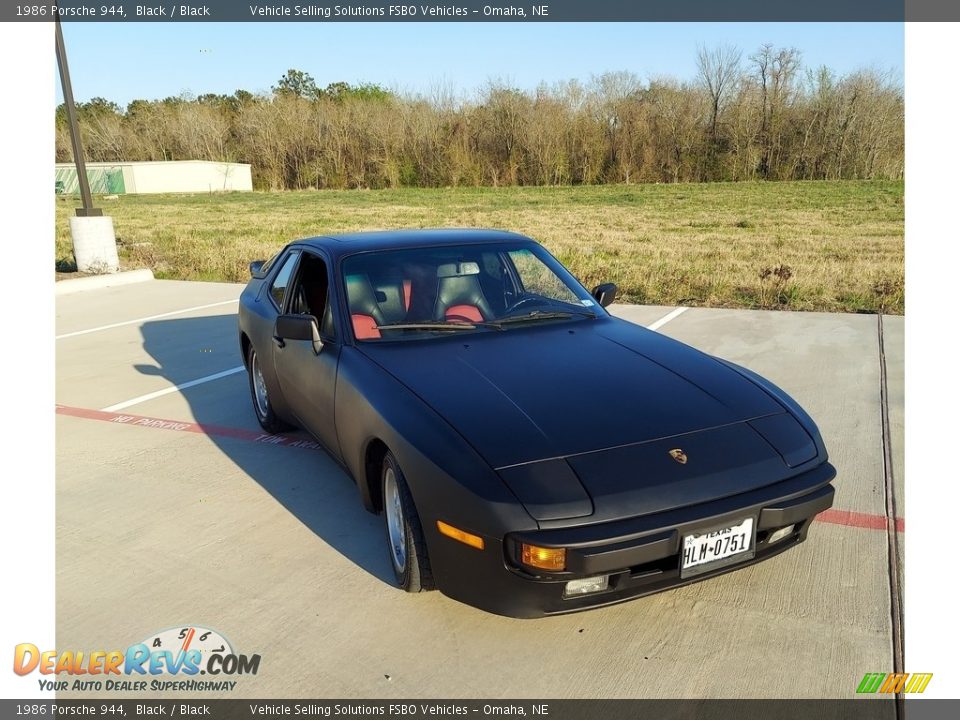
[
  {"xmin": 290, "ymin": 252, "xmax": 336, "ymax": 338},
  {"xmin": 345, "ymin": 249, "xmax": 516, "ymax": 340}
]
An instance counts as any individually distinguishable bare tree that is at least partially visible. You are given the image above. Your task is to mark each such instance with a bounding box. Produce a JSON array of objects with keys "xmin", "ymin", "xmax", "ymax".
[
  {"xmin": 696, "ymin": 44, "xmax": 742, "ymax": 142},
  {"xmin": 750, "ymin": 44, "xmax": 801, "ymax": 178},
  {"xmin": 54, "ymin": 49, "xmax": 902, "ymax": 189}
]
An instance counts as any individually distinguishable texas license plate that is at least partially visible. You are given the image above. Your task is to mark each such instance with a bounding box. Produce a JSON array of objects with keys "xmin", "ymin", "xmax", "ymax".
[{"xmin": 681, "ymin": 517, "xmax": 755, "ymax": 577}]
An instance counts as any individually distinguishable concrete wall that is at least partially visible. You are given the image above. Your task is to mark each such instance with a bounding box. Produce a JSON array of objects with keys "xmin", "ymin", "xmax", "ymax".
[{"xmin": 55, "ymin": 161, "xmax": 253, "ymax": 195}]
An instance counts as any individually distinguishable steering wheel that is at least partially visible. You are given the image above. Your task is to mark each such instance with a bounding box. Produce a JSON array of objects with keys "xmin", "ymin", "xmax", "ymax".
[
  {"xmin": 445, "ymin": 313, "xmax": 479, "ymax": 324},
  {"xmin": 503, "ymin": 296, "xmax": 543, "ymax": 315}
]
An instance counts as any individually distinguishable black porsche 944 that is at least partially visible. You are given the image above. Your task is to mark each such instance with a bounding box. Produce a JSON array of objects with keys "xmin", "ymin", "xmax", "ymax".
[{"xmin": 238, "ymin": 229, "xmax": 836, "ymax": 617}]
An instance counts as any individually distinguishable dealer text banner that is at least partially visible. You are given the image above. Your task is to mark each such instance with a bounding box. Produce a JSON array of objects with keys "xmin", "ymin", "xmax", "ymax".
[
  {"xmin": 6, "ymin": 0, "xmax": 960, "ymax": 22},
  {"xmin": 2, "ymin": 700, "xmax": 960, "ymax": 719}
]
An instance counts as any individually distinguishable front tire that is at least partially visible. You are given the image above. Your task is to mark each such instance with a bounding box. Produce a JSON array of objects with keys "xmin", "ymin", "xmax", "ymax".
[
  {"xmin": 382, "ymin": 452, "xmax": 434, "ymax": 592},
  {"xmin": 247, "ymin": 344, "xmax": 291, "ymax": 434}
]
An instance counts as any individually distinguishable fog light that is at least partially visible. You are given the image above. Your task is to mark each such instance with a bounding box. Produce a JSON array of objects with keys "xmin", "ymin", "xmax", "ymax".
[
  {"xmin": 564, "ymin": 575, "xmax": 609, "ymax": 597},
  {"xmin": 768, "ymin": 524, "xmax": 795, "ymax": 545},
  {"xmin": 521, "ymin": 543, "xmax": 566, "ymax": 571}
]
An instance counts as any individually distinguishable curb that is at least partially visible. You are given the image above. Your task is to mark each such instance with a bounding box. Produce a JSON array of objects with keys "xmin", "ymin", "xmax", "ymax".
[{"xmin": 55, "ymin": 268, "xmax": 155, "ymax": 296}]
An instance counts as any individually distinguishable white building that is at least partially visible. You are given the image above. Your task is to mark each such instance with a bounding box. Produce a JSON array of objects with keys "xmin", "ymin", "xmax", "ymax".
[{"xmin": 55, "ymin": 160, "xmax": 253, "ymax": 195}]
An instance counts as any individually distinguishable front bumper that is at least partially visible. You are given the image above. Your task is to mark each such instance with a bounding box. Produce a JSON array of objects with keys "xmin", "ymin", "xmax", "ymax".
[{"xmin": 430, "ymin": 461, "xmax": 836, "ymax": 618}]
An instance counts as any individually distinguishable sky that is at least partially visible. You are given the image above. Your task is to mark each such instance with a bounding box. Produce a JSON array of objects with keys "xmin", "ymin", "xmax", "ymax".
[{"xmin": 57, "ymin": 22, "xmax": 904, "ymax": 107}]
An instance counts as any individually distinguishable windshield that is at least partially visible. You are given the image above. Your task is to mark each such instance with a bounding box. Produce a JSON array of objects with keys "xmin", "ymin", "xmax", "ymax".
[{"xmin": 342, "ymin": 242, "xmax": 600, "ymax": 341}]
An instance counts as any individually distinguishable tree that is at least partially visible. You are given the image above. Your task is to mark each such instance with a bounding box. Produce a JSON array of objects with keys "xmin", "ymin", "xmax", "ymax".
[
  {"xmin": 272, "ymin": 69, "xmax": 319, "ymax": 100},
  {"xmin": 750, "ymin": 44, "xmax": 801, "ymax": 178},
  {"xmin": 696, "ymin": 44, "xmax": 742, "ymax": 142},
  {"xmin": 52, "ymin": 48, "xmax": 903, "ymax": 189},
  {"xmin": 319, "ymin": 81, "xmax": 393, "ymax": 102},
  {"xmin": 78, "ymin": 97, "xmax": 122, "ymax": 116}
]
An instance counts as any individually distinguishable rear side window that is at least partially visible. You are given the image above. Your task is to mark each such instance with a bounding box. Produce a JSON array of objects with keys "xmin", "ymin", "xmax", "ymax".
[{"xmin": 269, "ymin": 251, "xmax": 300, "ymax": 309}]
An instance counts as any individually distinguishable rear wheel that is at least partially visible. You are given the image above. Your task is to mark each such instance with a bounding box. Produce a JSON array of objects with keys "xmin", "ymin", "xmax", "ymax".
[
  {"xmin": 247, "ymin": 344, "xmax": 290, "ymax": 434},
  {"xmin": 382, "ymin": 452, "xmax": 434, "ymax": 592}
]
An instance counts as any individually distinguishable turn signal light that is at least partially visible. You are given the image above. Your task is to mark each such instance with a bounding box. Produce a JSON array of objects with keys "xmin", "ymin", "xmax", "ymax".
[
  {"xmin": 437, "ymin": 521, "xmax": 485, "ymax": 550},
  {"xmin": 521, "ymin": 543, "xmax": 567, "ymax": 571}
]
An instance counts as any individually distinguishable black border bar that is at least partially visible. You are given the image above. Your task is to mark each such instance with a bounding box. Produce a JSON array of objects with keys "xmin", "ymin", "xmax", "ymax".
[
  {"xmin": 2, "ymin": 700, "xmax": 958, "ymax": 719},
  {"xmin": 4, "ymin": 1, "xmax": 954, "ymax": 23}
]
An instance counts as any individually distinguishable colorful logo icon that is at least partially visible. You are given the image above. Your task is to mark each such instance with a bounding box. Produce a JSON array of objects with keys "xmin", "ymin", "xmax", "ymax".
[{"xmin": 857, "ymin": 672, "xmax": 933, "ymax": 694}]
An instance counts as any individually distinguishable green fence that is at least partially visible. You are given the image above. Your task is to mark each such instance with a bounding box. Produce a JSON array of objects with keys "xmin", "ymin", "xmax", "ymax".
[{"xmin": 55, "ymin": 166, "xmax": 125, "ymax": 195}]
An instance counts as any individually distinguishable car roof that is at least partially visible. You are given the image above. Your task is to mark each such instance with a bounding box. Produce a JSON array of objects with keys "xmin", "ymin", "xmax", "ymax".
[{"xmin": 292, "ymin": 228, "xmax": 535, "ymax": 259}]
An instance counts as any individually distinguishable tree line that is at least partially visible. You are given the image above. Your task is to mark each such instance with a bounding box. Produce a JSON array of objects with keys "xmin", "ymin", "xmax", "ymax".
[{"xmin": 55, "ymin": 44, "xmax": 904, "ymax": 190}]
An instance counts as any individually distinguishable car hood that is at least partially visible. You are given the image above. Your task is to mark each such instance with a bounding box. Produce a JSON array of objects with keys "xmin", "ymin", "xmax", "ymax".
[
  {"xmin": 360, "ymin": 318, "xmax": 789, "ymax": 467},
  {"xmin": 361, "ymin": 318, "xmax": 823, "ymax": 523}
]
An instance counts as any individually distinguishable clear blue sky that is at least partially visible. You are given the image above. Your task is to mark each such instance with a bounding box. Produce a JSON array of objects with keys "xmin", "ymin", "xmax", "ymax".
[{"xmin": 58, "ymin": 22, "xmax": 904, "ymax": 106}]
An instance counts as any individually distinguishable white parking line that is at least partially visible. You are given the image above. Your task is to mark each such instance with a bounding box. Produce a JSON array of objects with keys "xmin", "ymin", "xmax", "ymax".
[
  {"xmin": 56, "ymin": 299, "xmax": 239, "ymax": 340},
  {"xmin": 101, "ymin": 366, "xmax": 246, "ymax": 412},
  {"xmin": 646, "ymin": 306, "xmax": 689, "ymax": 331}
]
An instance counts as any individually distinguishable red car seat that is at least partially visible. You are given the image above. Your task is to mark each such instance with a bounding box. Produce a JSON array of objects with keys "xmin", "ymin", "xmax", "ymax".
[{"xmin": 346, "ymin": 274, "xmax": 386, "ymax": 339}]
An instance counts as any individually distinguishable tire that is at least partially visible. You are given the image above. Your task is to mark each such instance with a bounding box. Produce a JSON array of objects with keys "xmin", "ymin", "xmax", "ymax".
[
  {"xmin": 382, "ymin": 452, "xmax": 434, "ymax": 592},
  {"xmin": 247, "ymin": 344, "xmax": 291, "ymax": 434}
]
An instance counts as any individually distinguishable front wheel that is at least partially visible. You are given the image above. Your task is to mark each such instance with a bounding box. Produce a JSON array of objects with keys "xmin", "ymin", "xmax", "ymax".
[
  {"xmin": 382, "ymin": 452, "xmax": 434, "ymax": 592},
  {"xmin": 247, "ymin": 344, "xmax": 291, "ymax": 434}
]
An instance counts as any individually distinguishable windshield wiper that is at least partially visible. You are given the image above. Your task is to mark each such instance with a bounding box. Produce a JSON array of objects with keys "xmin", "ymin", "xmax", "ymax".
[
  {"xmin": 489, "ymin": 310, "xmax": 597, "ymax": 327},
  {"xmin": 376, "ymin": 321, "xmax": 500, "ymax": 332}
]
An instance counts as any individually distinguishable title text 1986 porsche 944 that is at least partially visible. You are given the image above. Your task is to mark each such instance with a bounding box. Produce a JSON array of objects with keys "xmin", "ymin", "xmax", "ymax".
[{"xmin": 238, "ymin": 229, "xmax": 836, "ymax": 617}]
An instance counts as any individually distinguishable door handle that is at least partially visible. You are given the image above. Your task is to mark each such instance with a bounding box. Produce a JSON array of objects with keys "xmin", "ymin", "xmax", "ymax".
[{"xmin": 272, "ymin": 335, "xmax": 285, "ymax": 348}]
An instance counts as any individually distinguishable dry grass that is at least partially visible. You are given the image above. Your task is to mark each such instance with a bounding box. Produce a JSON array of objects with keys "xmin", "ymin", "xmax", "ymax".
[{"xmin": 55, "ymin": 180, "xmax": 904, "ymax": 314}]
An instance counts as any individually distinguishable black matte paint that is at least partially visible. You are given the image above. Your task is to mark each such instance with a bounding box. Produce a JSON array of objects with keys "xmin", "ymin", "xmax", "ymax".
[
  {"xmin": 591, "ymin": 282, "xmax": 618, "ymax": 307},
  {"xmin": 238, "ymin": 229, "xmax": 836, "ymax": 617}
]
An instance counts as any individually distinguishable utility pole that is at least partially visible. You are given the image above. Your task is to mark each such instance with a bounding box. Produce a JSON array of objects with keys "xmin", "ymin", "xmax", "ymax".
[
  {"xmin": 54, "ymin": 9, "xmax": 118, "ymax": 273},
  {"xmin": 54, "ymin": 12, "xmax": 100, "ymax": 217}
]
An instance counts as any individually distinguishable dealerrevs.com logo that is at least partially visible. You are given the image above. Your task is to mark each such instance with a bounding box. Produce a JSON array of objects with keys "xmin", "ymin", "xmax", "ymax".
[{"xmin": 13, "ymin": 626, "xmax": 260, "ymax": 692}]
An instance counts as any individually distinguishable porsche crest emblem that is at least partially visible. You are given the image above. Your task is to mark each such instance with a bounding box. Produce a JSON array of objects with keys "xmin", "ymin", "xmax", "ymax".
[{"xmin": 668, "ymin": 448, "xmax": 688, "ymax": 465}]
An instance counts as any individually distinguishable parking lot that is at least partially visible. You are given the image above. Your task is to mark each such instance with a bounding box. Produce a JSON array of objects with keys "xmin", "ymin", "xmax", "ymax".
[{"xmin": 54, "ymin": 277, "xmax": 904, "ymax": 699}]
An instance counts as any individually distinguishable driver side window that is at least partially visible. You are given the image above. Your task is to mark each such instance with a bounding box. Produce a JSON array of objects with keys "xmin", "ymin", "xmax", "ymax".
[
  {"xmin": 289, "ymin": 252, "xmax": 336, "ymax": 340},
  {"xmin": 269, "ymin": 251, "xmax": 300, "ymax": 309}
]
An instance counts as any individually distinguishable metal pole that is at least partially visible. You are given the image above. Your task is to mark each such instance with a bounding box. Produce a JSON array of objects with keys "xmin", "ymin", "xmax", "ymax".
[{"xmin": 54, "ymin": 11, "xmax": 101, "ymax": 217}]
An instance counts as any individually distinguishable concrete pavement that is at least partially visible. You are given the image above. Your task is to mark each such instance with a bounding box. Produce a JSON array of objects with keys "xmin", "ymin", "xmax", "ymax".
[{"xmin": 52, "ymin": 280, "xmax": 904, "ymax": 700}]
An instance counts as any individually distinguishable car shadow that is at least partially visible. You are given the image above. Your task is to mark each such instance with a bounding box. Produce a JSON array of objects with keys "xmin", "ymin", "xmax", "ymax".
[{"xmin": 135, "ymin": 312, "xmax": 396, "ymax": 587}]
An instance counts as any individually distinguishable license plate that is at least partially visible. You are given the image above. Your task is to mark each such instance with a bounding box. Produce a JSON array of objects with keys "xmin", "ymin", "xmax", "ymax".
[{"xmin": 681, "ymin": 517, "xmax": 755, "ymax": 577}]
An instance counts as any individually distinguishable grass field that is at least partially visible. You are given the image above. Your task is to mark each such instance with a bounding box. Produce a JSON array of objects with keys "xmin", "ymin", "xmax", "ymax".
[{"xmin": 55, "ymin": 180, "xmax": 904, "ymax": 314}]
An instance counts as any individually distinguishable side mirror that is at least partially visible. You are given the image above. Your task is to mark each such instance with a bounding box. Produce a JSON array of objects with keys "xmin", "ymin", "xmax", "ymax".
[
  {"xmin": 591, "ymin": 282, "xmax": 617, "ymax": 308},
  {"xmin": 250, "ymin": 260, "xmax": 266, "ymax": 278},
  {"xmin": 274, "ymin": 314, "xmax": 322, "ymax": 353}
]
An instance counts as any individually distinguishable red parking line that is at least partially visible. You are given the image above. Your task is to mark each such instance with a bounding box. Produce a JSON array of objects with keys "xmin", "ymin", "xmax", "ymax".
[
  {"xmin": 55, "ymin": 404, "xmax": 325, "ymax": 451},
  {"xmin": 815, "ymin": 508, "xmax": 904, "ymax": 533},
  {"xmin": 56, "ymin": 404, "xmax": 904, "ymax": 533}
]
